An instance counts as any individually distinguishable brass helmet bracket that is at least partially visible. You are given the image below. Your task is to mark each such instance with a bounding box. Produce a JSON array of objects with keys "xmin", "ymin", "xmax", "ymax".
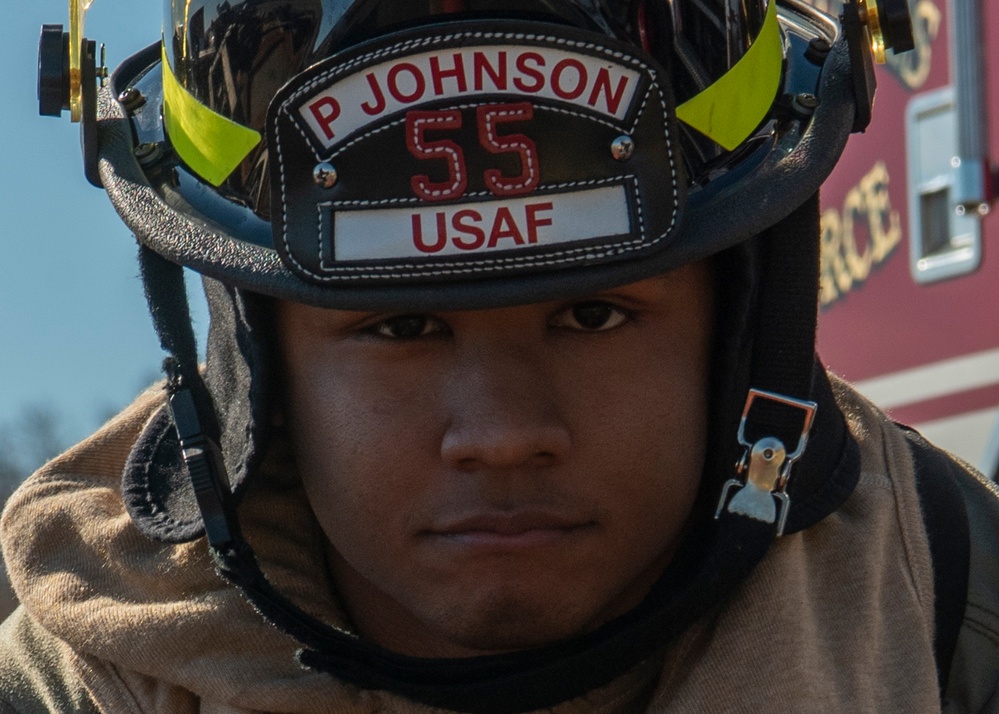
[
  {"xmin": 840, "ymin": 0, "xmax": 914, "ymax": 132},
  {"xmin": 37, "ymin": 0, "xmax": 107, "ymax": 187}
]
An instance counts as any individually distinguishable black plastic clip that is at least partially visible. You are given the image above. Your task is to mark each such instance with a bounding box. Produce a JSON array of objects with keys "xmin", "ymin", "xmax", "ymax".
[{"xmin": 167, "ymin": 387, "xmax": 237, "ymax": 549}]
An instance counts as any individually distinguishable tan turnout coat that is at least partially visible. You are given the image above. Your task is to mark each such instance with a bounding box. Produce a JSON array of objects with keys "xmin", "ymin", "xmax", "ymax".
[{"xmin": 1, "ymin": 377, "xmax": 997, "ymax": 713}]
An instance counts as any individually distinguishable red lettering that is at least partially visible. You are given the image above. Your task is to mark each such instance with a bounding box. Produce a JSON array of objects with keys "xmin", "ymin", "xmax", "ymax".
[
  {"xmin": 411, "ymin": 213, "xmax": 447, "ymax": 253},
  {"xmin": 487, "ymin": 207, "xmax": 526, "ymax": 247},
  {"xmin": 308, "ymin": 96, "xmax": 341, "ymax": 140},
  {"xmin": 473, "ymin": 51, "xmax": 507, "ymax": 91},
  {"xmin": 388, "ymin": 63, "xmax": 426, "ymax": 103},
  {"xmin": 587, "ymin": 68, "xmax": 630, "ymax": 115},
  {"xmin": 429, "ymin": 53, "xmax": 468, "ymax": 96},
  {"xmin": 407, "ymin": 110, "xmax": 467, "ymax": 202},
  {"xmin": 360, "ymin": 73, "xmax": 387, "ymax": 115},
  {"xmin": 552, "ymin": 59, "xmax": 587, "ymax": 101},
  {"xmin": 410, "ymin": 203, "xmax": 552, "ymax": 254},
  {"xmin": 525, "ymin": 202, "xmax": 554, "ymax": 243},
  {"xmin": 452, "ymin": 209, "xmax": 486, "ymax": 250},
  {"xmin": 478, "ymin": 103, "xmax": 539, "ymax": 197},
  {"xmin": 513, "ymin": 52, "xmax": 545, "ymax": 93}
]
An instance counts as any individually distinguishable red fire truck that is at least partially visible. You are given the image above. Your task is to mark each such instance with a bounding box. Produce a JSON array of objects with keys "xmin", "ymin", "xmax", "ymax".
[{"xmin": 814, "ymin": 0, "xmax": 998, "ymax": 480}]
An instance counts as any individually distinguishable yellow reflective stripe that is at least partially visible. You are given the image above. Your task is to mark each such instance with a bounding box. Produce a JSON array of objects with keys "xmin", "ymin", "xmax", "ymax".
[
  {"xmin": 676, "ymin": 0, "xmax": 782, "ymax": 151},
  {"xmin": 161, "ymin": 46, "xmax": 262, "ymax": 187}
]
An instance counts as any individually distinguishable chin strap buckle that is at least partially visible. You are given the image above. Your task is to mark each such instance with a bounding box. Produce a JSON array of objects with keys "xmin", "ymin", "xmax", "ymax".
[
  {"xmin": 715, "ymin": 389, "xmax": 817, "ymax": 536},
  {"xmin": 167, "ymin": 385, "xmax": 237, "ymax": 549}
]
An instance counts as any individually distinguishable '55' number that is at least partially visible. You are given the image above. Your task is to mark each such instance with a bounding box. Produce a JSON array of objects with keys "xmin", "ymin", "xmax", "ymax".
[{"xmin": 406, "ymin": 102, "xmax": 540, "ymax": 202}]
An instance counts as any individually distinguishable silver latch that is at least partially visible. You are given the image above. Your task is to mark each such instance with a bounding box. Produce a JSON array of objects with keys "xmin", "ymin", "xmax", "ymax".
[{"xmin": 715, "ymin": 389, "xmax": 817, "ymax": 536}]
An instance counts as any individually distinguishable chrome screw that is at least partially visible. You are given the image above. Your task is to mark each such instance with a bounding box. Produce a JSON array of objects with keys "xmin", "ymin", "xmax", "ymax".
[
  {"xmin": 611, "ymin": 135, "xmax": 635, "ymax": 161},
  {"xmin": 313, "ymin": 162, "xmax": 338, "ymax": 189}
]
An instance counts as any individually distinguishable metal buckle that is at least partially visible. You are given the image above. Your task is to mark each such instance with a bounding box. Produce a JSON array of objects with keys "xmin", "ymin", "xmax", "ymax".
[{"xmin": 714, "ymin": 389, "xmax": 817, "ymax": 536}]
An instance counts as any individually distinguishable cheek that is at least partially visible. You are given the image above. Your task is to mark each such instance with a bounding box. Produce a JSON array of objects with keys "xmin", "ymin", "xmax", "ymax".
[
  {"xmin": 281, "ymin": 356, "xmax": 443, "ymax": 553},
  {"xmin": 583, "ymin": 370, "xmax": 707, "ymax": 546},
  {"xmin": 565, "ymin": 317, "xmax": 712, "ymax": 552},
  {"xmin": 560, "ymin": 314, "xmax": 712, "ymax": 461}
]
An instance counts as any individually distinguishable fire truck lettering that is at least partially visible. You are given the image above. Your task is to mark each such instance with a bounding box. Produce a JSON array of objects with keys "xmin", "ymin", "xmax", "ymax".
[
  {"xmin": 819, "ymin": 161, "xmax": 901, "ymax": 306},
  {"xmin": 888, "ymin": 0, "xmax": 940, "ymax": 90}
]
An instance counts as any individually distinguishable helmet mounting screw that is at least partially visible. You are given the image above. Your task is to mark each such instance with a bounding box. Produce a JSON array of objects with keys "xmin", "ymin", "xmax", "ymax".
[
  {"xmin": 134, "ymin": 142, "xmax": 164, "ymax": 168},
  {"xmin": 610, "ymin": 135, "xmax": 635, "ymax": 162},
  {"xmin": 791, "ymin": 93, "xmax": 820, "ymax": 119},
  {"xmin": 118, "ymin": 87, "xmax": 146, "ymax": 112},
  {"xmin": 804, "ymin": 38, "xmax": 831, "ymax": 65},
  {"xmin": 313, "ymin": 162, "xmax": 338, "ymax": 189}
]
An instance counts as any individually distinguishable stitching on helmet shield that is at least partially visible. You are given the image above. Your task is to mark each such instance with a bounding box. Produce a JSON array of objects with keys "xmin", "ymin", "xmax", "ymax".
[
  {"xmin": 161, "ymin": 46, "xmax": 262, "ymax": 187},
  {"xmin": 675, "ymin": 0, "xmax": 782, "ymax": 151},
  {"xmin": 267, "ymin": 21, "xmax": 683, "ymax": 285}
]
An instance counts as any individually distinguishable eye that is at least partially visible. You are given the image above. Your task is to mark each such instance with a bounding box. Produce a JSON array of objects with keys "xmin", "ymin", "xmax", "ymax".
[
  {"xmin": 368, "ymin": 314, "xmax": 448, "ymax": 339},
  {"xmin": 550, "ymin": 301, "xmax": 630, "ymax": 332}
]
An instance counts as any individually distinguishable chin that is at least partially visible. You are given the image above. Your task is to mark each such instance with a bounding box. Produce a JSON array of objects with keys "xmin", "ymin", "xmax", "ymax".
[{"xmin": 425, "ymin": 591, "xmax": 604, "ymax": 655}]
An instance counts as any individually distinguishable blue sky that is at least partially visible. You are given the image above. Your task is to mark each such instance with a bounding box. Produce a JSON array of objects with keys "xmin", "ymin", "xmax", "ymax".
[{"xmin": 1, "ymin": 1, "xmax": 208, "ymax": 448}]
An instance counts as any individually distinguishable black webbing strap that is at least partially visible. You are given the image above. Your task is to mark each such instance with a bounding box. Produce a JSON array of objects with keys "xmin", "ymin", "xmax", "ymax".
[
  {"xmin": 740, "ymin": 194, "xmax": 821, "ymax": 451},
  {"xmin": 901, "ymin": 426, "xmax": 971, "ymax": 694},
  {"xmin": 137, "ymin": 245, "xmax": 200, "ymax": 380},
  {"xmin": 714, "ymin": 195, "xmax": 823, "ymax": 537},
  {"xmin": 137, "ymin": 245, "xmax": 239, "ymax": 548}
]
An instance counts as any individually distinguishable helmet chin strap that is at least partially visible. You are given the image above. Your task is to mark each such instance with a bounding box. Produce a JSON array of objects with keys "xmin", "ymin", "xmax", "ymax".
[
  {"xmin": 714, "ymin": 192, "xmax": 822, "ymax": 537},
  {"xmin": 134, "ymin": 195, "xmax": 820, "ymax": 712},
  {"xmin": 138, "ymin": 245, "xmax": 240, "ymax": 550}
]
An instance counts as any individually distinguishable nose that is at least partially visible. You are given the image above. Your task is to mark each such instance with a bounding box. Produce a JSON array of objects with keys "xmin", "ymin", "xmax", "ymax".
[{"xmin": 440, "ymin": 344, "xmax": 571, "ymax": 472}]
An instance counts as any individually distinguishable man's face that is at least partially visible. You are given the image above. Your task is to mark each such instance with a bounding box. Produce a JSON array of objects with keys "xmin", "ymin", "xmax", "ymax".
[{"xmin": 277, "ymin": 261, "xmax": 714, "ymax": 658}]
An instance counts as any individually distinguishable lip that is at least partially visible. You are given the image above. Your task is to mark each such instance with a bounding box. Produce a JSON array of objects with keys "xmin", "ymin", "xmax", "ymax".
[{"xmin": 427, "ymin": 511, "xmax": 595, "ymax": 548}]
